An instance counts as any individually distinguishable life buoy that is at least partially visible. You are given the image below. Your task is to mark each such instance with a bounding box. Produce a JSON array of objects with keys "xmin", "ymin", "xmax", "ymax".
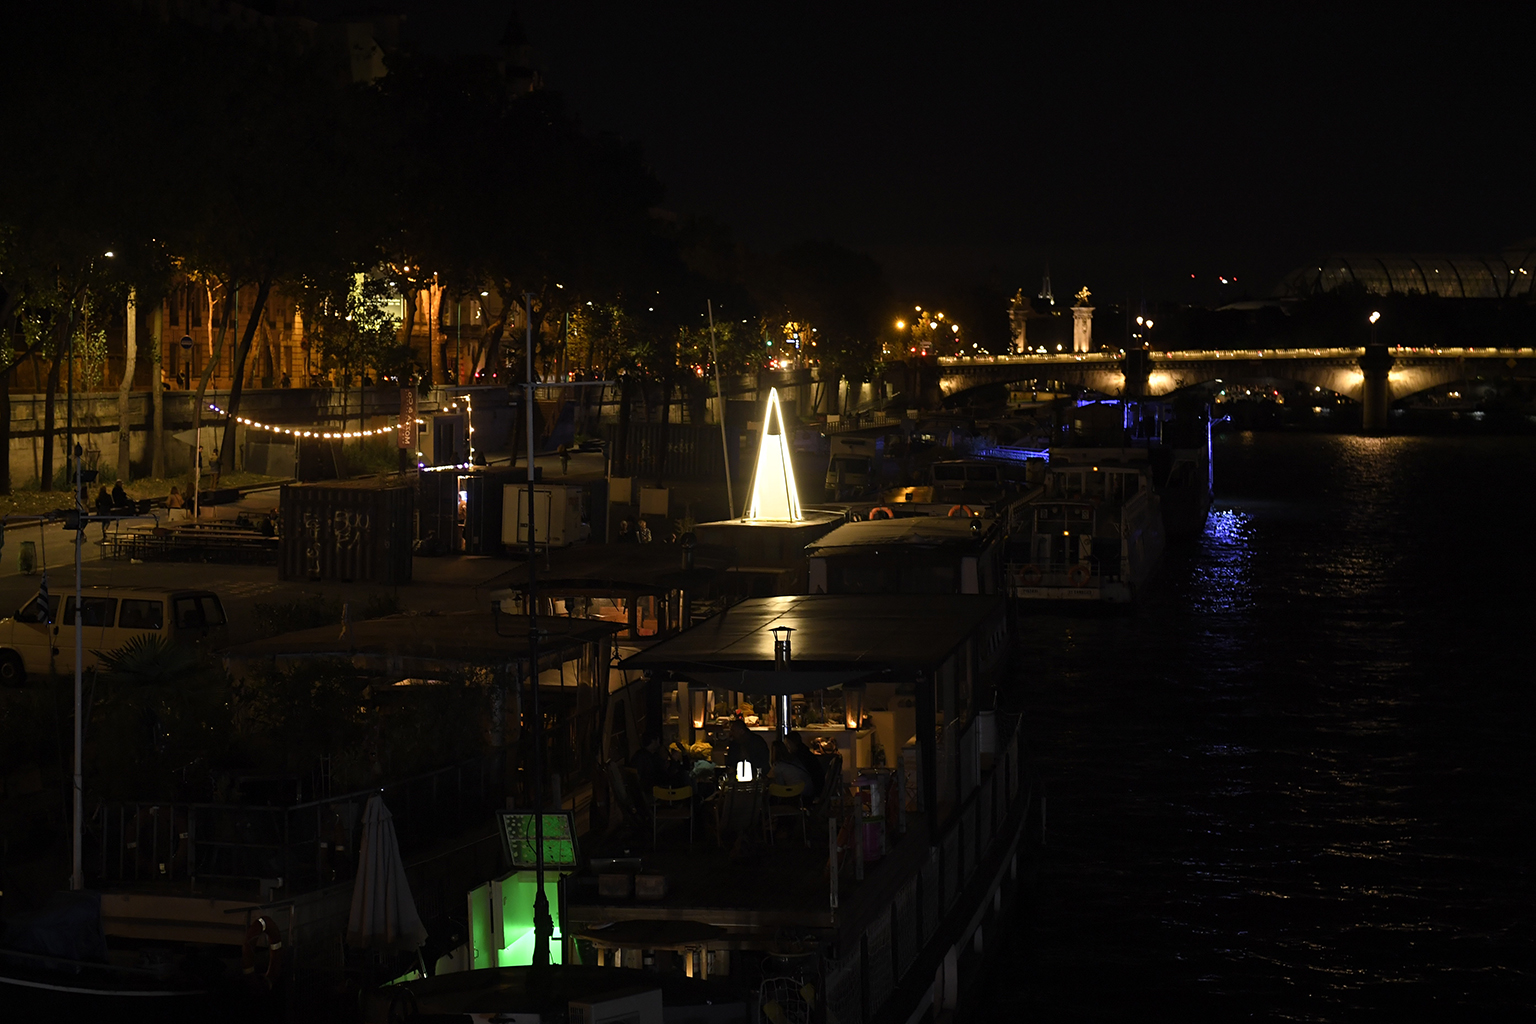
[
  {"xmin": 1017, "ymin": 564, "xmax": 1042, "ymax": 586},
  {"xmin": 1067, "ymin": 563, "xmax": 1092, "ymax": 587},
  {"xmin": 242, "ymin": 915, "xmax": 285, "ymax": 989},
  {"xmin": 947, "ymin": 504, "xmax": 976, "ymax": 518},
  {"xmin": 868, "ymin": 506, "xmax": 895, "ymax": 520}
]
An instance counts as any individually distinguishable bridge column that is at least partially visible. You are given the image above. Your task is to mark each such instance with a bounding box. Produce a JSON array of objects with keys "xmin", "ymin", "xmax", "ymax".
[
  {"xmin": 1121, "ymin": 349, "xmax": 1151, "ymax": 398},
  {"xmin": 1358, "ymin": 345, "xmax": 1395, "ymax": 433}
]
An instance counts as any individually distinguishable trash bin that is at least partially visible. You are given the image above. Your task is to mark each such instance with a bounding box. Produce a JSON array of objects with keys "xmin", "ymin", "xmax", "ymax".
[{"xmin": 18, "ymin": 539, "xmax": 36, "ymax": 575}]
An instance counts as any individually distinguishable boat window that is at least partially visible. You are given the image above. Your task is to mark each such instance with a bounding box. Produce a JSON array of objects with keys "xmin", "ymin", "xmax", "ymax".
[
  {"xmin": 118, "ymin": 599, "xmax": 165, "ymax": 630},
  {"xmin": 965, "ymin": 466, "xmax": 999, "ymax": 482},
  {"xmin": 608, "ymin": 699, "xmax": 630, "ymax": 761},
  {"xmin": 62, "ymin": 597, "xmax": 118, "ymax": 628},
  {"xmin": 932, "ymin": 465, "xmax": 966, "ymax": 481}
]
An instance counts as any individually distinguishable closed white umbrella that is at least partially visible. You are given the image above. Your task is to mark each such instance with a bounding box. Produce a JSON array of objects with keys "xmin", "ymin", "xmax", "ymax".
[{"xmin": 346, "ymin": 794, "xmax": 428, "ymax": 952}]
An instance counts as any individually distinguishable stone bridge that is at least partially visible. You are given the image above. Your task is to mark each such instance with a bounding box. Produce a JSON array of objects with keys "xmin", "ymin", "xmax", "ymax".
[{"xmin": 938, "ymin": 347, "xmax": 1536, "ymax": 430}]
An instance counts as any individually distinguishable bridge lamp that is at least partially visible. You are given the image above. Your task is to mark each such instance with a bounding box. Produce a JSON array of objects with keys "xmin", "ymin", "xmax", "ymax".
[
  {"xmin": 1136, "ymin": 316, "xmax": 1143, "ymax": 325},
  {"xmin": 1369, "ymin": 311, "xmax": 1381, "ymax": 324},
  {"xmin": 895, "ymin": 320, "xmax": 905, "ymax": 329}
]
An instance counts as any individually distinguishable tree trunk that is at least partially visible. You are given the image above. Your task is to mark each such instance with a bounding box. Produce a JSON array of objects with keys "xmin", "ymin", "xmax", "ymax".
[
  {"xmin": 116, "ymin": 288, "xmax": 138, "ymax": 482},
  {"xmin": 615, "ymin": 376, "xmax": 632, "ymax": 476},
  {"xmin": 150, "ymin": 303, "xmax": 165, "ymax": 478},
  {"xmin": 40, "ymin": 298, "xmax": 81, "ymax": 493},
  {"xmin": 41, "ymin": 352, "xmax": 62, "ymax": 492},
  {"xmin": 190, "ymin": 284, "xmax": 237, "ymax": 493},
  {"xmin": 219, "ymin": 277, "xmax": 272, "ymax": 471}
]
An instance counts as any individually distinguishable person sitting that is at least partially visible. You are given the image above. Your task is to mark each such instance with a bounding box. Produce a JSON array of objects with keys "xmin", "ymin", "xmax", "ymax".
[
  {"xmin": 769, "ymin": 740, "xmax": 813, "ymax": 790},
  {"xmin": 636, "ymin": 519, "xmax": 654, "ymax": 544},
  {"xmin": 111, "ymin": 480, "xmax": 130, "ymax": 510},
  {"xmin": 628, "ymin": 732, "xmax": 666, "ymax": 797},
  {"xmin": 724, "ymin": 717, "xmax": 770, "ymax": 782},
  {"xmin": 617, "ymin": 518, "xmax": 634, "ymax": 543},
  {"xmin": 785, "ymin": 731, "xmax": 824, "ymax": 799}
]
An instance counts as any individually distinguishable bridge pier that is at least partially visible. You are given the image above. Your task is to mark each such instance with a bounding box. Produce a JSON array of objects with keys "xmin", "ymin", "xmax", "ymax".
[
  {"xmin": 1121, "ymin": 349, "xmax": 1151, "ymax": 398},
  {"xmin": 1358, "ymin": 345, "xmax": 1395, "ymax": 433}
]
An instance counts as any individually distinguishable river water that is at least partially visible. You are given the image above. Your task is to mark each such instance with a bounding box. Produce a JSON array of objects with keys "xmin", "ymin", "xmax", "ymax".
[{"xmin": 989, "ymin": 431, "xmax": 1535, "ymax": 1021}]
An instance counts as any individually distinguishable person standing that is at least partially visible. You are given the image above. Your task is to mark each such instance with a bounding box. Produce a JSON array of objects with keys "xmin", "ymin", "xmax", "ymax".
[{"xmin": 94, "ymin": 487, "xmax": 113, "ymax": 542}]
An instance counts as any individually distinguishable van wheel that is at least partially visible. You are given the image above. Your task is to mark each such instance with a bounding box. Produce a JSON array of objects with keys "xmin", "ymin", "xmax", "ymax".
[{"xmin": 0, "ymin": 651, "xmax": 24, "ymax": 688}]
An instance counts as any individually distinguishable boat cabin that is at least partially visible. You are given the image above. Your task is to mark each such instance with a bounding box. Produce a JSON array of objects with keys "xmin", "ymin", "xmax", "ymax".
[
  {"xmin": 564, "ymin": 594, "xmax": 1035, "ymax": 1023},
  {"xmin": 805, "ymin": 515, "xmax": 1010, "ymax": 595}
]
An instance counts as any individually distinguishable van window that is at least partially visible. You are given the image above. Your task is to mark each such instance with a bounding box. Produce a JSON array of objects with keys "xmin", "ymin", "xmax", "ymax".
[
  {"xmin": 198, "ymin": 595, "xmax": 227, "ymax": 626},
  {"xmin": 173, "ymin": 597, "xmax": 205, "ymax": 628},
  {"xmin": 118, "ymin": 600, "xmax": 165, "ymax": 630},
  {"xmin": 61, "ymin": 597, "xmax": 118, "ymax": 627},
  {"xmin": 15, "ymin": 594, "xmax": 59, "ymax": 624}
]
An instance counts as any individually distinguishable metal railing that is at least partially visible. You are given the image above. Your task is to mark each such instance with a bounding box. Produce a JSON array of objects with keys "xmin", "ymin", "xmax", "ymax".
[{"xmin": 98, "ymin": 753, "xmax": 504, "ymax": 894}]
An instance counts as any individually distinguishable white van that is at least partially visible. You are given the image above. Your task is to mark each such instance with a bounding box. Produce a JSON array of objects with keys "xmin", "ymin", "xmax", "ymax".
[{"xmin": 0, "ymin": 586, "xmax": 227, "ymax": 685}]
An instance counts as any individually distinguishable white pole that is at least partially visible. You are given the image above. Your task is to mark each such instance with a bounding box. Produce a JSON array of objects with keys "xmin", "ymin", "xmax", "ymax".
[
  {"xmin": 706, "ymin": 301, "xmax": 734, "ymax": 517},
  {"xmin": 71, "ymin": 444, "xmax": 84, "ymax": 890}
]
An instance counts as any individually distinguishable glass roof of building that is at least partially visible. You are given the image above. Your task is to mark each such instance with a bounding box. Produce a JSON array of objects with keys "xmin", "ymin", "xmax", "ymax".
[{"xmin": 1278, "ymin": 246, "xmax": 1536, "ymax": 299}]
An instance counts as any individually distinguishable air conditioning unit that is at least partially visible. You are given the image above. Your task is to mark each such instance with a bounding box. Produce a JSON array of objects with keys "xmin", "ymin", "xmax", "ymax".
[{"xmin": 568, "ymin": 986, "xmax": 662, "ymax": 1024}]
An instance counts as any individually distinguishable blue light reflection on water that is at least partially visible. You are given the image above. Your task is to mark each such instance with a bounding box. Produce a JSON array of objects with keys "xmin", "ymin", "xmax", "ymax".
[{"xmin": 988, "ymin": 433, "xmax": 1536, "ymax": 1021}]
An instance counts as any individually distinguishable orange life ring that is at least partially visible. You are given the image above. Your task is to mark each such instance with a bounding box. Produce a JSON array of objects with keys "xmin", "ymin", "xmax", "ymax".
[
  {"xmin": 1017, "ymin": 564, "xmax": 1042, "ymax": 586},
  {"xmin": 947, "ymin": 504, "xmax": 976, "ymax": 518},
  {"xmin": 1067, "ymin": 563, "xmax": 1092, "ymax": 587},
  {"xmin": 242, "ymin": 914, "xmax": 285, "ymax": 989},
  {"xmin": 868, "ymin": 506, "xmax": 895, "ymax": 520}
]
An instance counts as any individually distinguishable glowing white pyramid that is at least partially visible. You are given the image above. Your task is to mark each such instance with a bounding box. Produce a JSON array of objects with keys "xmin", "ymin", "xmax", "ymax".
[{"xmin": 744, "ymin": 387, "xmax": 802, "ymax": 522}]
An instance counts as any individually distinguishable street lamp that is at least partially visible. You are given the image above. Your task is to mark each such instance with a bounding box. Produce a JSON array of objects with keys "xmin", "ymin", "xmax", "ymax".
[{"xmin": 1369, "ymin": 310, "xmax": 1381, "ymax": 345}]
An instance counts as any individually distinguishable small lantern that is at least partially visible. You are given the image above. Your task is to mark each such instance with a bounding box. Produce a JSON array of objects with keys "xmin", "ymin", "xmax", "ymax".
[
  {"xmin": 735, "ymin": 760, "xmax": 755, "ymax": 783},
  {"xmin": 691, "ymin": 689, "xmax": 710, "ymax": 730},
  {"xmin": 844, "ymin": 684, "xmax": 864, "ymax": 730}
]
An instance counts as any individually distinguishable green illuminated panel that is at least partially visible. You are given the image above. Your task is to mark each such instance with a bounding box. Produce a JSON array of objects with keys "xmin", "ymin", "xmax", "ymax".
[{"xmin": 498, "ymin": 811, "xmax": 579, "ymax": 869}]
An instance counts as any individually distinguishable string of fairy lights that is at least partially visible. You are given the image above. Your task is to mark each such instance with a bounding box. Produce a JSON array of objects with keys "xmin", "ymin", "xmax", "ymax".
[{"xmin": 204, "ymin": 393, "xmax": 474, "ymax": 470}]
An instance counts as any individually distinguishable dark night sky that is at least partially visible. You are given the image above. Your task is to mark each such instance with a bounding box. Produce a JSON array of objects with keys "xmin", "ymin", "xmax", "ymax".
[{"xmin": 408, "ymin": 3, "xmax": 1536, "ymax": 303}]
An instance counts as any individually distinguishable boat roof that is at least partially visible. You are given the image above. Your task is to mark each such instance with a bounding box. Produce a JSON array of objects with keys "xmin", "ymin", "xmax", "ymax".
[
  {"xmin": 805, "ymin": 516, "xmax": 997, "ymax": 557},
  {"xmin": 621, "ymin": 594, "xmax": 1004, "ymax": 690}
]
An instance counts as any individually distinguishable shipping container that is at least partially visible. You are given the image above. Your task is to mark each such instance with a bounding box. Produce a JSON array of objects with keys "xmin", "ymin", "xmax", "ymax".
[
  {"xmin": 279, "ymin": 480, "xmax": 414, "ymax": 584},
  {"xmin": 502, "ymin": 483, "xmax": 589, "ymax": 548}
]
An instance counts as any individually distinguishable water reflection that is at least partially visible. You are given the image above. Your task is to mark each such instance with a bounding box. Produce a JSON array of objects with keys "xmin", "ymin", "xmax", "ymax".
[{"xmin": 991, "ymin": 433, "xmax": 1536, "ymax": 1021}]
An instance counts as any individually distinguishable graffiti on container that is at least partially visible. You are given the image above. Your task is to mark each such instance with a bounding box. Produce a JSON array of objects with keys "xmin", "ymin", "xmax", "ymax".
[{"xmin": 301, "ymin": 509, "xmax": 371, "ymax": 575}]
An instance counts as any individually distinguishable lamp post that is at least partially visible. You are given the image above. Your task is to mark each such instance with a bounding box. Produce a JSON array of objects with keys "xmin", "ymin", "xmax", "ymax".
[
  {"xmin": 523, "ymin": 292, "xmax": 553, "ymax": 974},
  {"xmin": 1369, "ymin": 310, "xmax": 1381, "ymax": 345}
]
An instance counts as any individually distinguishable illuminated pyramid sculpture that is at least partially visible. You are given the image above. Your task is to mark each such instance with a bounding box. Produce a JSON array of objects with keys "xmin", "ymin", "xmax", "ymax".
[{"xmin": 744, "ymin": 387, "xmax": 803, "ymax": 522}]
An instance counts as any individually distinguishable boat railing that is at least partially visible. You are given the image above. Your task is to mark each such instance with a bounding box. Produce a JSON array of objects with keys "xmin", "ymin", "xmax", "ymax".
[
  {"xmin": 95, "ymin": 751, "xmax": 505, "ymax": 895},
  {"xmin": 827, "ymin": 715, "xmax": 1030, "ymax": 1023},
  {"xmin": 1005, "ymin": 562, "xmax": 1111, "ymax": 587}
]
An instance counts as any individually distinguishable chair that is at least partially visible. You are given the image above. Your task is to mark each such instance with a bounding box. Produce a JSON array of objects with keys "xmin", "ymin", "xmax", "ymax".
[
  {"xmin": 652, "ymin": 785, "xmax": 694, "ymax": 847},
  {"xmin": 764, "ymin": 783, "xmax": 808, "ymax": 847},
  {"xmin": 714, "ymin": 776, "xmax": 767, "ymax": 847},
  {"xmin": 808, "ymin": 754, "xmax": 845, "ymax": 823}
]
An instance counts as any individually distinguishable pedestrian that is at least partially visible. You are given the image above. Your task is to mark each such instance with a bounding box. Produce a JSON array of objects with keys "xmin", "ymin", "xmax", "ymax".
[
  {"xmin": 94, "ymin": 487, "xmax": 112, "ymax": 542},
  {"xmin": 558, "ymin": 444, "xmax": 570, "ymax": 475},
  {"xmin": 166, "ymin": 486, "xmax": 185, "ymax": 509}
]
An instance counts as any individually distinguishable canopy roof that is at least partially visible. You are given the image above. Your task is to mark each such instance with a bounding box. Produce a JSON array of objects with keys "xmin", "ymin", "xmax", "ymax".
[
  {"xmin": 620, "ymin": 594, "xmax": 1004, "ymax": 692},
  {"xmin": 223, "ymin": 610, "xmax": 620, "ymax": 676},
  {"xmin": 1277, "ymin": 250, "xmax": 1536, "ymax": 299}
]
